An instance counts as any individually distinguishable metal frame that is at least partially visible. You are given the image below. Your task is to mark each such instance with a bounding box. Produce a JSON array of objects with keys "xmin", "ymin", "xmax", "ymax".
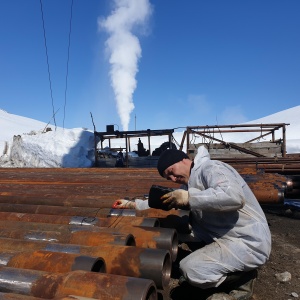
[
  {"xmin": 180, "ymin": 123, "xmax": 289, "ymax": 158},
  {"xmin": 94, "ymin": 128, "xmax": 174, "ymax": 167}
]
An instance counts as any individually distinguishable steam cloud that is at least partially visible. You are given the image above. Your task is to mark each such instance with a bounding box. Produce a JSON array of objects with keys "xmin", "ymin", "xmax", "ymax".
[{"xmin": 99, "ymin": 0, "xmax": 152, "ymax": 131}]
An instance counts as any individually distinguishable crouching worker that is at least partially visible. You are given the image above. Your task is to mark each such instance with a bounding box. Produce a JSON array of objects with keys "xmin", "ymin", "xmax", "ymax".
[{"xmin": 113, "ymin": 146, "xmax": 272, "ymax": 300}]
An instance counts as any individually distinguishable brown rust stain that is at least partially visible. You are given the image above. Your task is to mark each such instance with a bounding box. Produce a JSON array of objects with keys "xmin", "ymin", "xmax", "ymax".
[{"xmin": 31, "ymin": 272, "xmax": 64, "ymax": 298}]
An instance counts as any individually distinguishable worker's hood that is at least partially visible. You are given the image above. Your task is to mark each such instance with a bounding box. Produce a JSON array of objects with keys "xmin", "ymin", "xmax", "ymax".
[{"xmin": 193, "ymin": 146, "xmax": 210, "ymax": 166}]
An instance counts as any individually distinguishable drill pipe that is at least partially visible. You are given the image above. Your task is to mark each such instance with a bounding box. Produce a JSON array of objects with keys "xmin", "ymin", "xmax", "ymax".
[
  {"xmin": 0, "ymin": 267, "xmax": 157, "ymax": 300},
  {"xmin": 0, "ymin": 195, "xmax": 117, "ymax": 208},
  {"xmin": 0, "ymin": 212, "xmax": 159, "ymax": 228},
  {"xmin": 0, "ymin": 204, "xmax": 189, "ymax": 234},
  {"xmin": 0, "ymin": 293, "xmax": 97, "ymax": 300},
  {"xmin": 71, "ymin": 225, "xmax": 179, "ymax": 262},
  {"xmin": 106, "ymin": 209, "xmax": 193, "ymax": 233},
  {"xmin": 250, "ymin": 186, "xmax": 285, "ymax": 204},
  {"xmin": 229, "ymin": 163, "xmax": 300, "ymax": 175},
  {"xmin": 0, "ymin": 226, "xmax": 136, "ymax": 248},
  {"xmin": 241, "ymin": 173, "xmax": 290, "ymax": 191},
  {"xmin": 0, "ymin": 203, "xmax": 186, "ymax": 220},
  {"xmin": 0, "ymin": 203, "xmax": 103, "ymax": 216},
  {"xmin": 0, "ymin": 238, "xmax": 171, "ymax": 289},
  {"xmin": 54, "ymin": 297, "xmax": 99, "ymax": 300},
  {"xmin": 0, "ymin": 293, "xmax": 43, "ymax": 300},
  {"xmin": 0, "ymin": 250, "xmax": 105, "ymax": 273},
  {"xmin": 0, "ymin": 221, "xmax": 177, "ymax": 260},
  {"xmin": 108, "ymin": 208, "xmax": 190, "ymax": 218}
]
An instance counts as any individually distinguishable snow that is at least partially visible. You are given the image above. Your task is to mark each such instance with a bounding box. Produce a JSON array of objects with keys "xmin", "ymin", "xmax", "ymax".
[
  {"xmin": 0, "ymin": 109, "xmax": 96, "ymax": 168},
  {"xmin": 0, "ymin": 106, "xmax": 300, "ymax": 168}
]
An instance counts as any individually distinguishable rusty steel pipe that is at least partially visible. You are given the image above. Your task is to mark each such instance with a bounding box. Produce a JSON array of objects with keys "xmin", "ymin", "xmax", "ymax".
[
  {"xmin": 54, "ymin": 296, "xmax": 99, "ymax": 300},
  {"xmin": 106, "ymin": 208, "xmax": 192, "ymax": 233},
  {"xmin": 251, "ymin": 189, "xmax": 285, "ymax": 204},
  {"xmin": 230, "ymin": 163, "xmax": 300, "ymax": 175},
  {"xmin": 0, "ymin": 238, "xmax": 171, "ymax": 289},
  {"xmin": 0, "ymin": 250, "xmax": 105, "ymax": 274},
  {"xmin": 241, "ymin": 173, "xmax": 289, "ymax": 191},
  {"xmin": 0, "ymin": 203, "xmax": 186, "ymax": 220},
  {"xmin": 68, "ymin": 215, "xmax": 159, "ymax": 228},
  {"xmin": 0, "ymin": 221, "xmax": 136, "ymax": 246},
  {"xmin": 108, "ymin": 225, "xmax": 178, "ymax": 261},
  {"xmin": 0, "ymin": 203, "xmax": 102, "ymax": 216},
  {"xmin": 0, "ymin": 212, "xmax": 159, "ymax": 228},
  {"xmin": 0, "ymin": 293, "xmax": 44, "ymax": 300},
  {"xmin": 1, "ymin": 195, "xmax": 114, "ymax": 208},
  {"xmin": 45, "ymin": 244, "xmax": 172, "ymax": 290},
  {"xmin": 0, "ymin": 267, "xmax": 158, "ymax": 300},
  {"xmin": 0, "ymin": 195, "xmax": 117, "ymax": 209},
  {"xmin": 243, "ymin": 178, "xmax": 286, "ymax": 204},
  {"xmin": 0, "ymin": 293, "xmax": 98, "ymax": 300},
  {"xmin": 0, "ymin": 221, "xmax": 177, "ymax": 260},
  {"xmin": 108, "ymin": 208, "xmax": 190, "ymax": 218},
  {"xmin": 0, "ymin": 226, "xmax": 136, "ymax": 248}
]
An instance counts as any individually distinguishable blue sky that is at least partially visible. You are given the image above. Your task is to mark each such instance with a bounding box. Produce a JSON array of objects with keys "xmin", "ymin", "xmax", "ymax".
[{"xmin": 1, "ymin": 0, "xmax": 299, "ymax": 132}]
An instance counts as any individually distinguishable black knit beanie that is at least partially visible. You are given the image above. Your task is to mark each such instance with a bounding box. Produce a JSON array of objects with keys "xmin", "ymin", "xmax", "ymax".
[{"xmin": 157, "ymin": 149, "xmax": 189, "ymax": 177}]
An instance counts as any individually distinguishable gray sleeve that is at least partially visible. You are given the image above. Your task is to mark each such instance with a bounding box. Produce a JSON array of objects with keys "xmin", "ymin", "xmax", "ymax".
[{"xmin": 134, "ymin": 199, "xmax": 150, "ymax": 210}]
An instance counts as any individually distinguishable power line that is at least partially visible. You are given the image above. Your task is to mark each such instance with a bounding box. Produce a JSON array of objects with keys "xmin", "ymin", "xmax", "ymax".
[
  {"xmin": 39, "ymin": 0, "xmax": 57, "ymax": 127},
  {"xmin": 63, "ymin": 0, "xmax": 74, "ymax": 129}
]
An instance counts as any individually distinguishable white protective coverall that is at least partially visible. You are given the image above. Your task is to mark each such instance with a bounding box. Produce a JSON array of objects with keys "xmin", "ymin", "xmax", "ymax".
[{"xmin": 180, "ymin": 146, "xmax": 271, "ymax": 289}]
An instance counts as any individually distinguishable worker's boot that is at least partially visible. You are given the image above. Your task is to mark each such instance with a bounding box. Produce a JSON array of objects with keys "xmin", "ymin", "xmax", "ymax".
[
  {"xmin": 228, "ymin": 277, "xmax": 256, "ymax": 300},
  {"xmin": 206, "ymin": 270, "xmax": 257, "ymax": 300},
  {"xmin": 225, "ymin": 269, "xmax": 257, "ymax": 300}
]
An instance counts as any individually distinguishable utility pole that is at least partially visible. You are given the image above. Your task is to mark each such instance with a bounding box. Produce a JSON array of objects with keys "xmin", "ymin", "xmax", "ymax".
[{"xmin": 135, "ymin": 114, "xmax": 136, "ymax": 131}]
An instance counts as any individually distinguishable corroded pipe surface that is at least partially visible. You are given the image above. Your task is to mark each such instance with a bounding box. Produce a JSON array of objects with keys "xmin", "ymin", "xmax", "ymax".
[
  {"xmin": 0, "ymin": 227, "xmax": 136, "ymax": 247},
  {"xmin": 0, "ymin": 293, "xmax": 45, "ymax": 300},
  {"xmin": 109, "ymin": 208, "xmax": 190, "ymax": 218},
  {"xmin": 105, "ymin": 208, "xmax": 192, "ymax": 233},
  {"xmin": 64, "ymin": 224, "xmax": 178, "ymax": 262},
  {"xmin": 54, "ymin": 296, "xmax": 100, "ymax": 300},
  {"xmin": 0, "ymin": 238, "xmax": 170, "ymax": 289},
  {"xmin": 0, "ymin": 203, "xmax": 104, "ymax": 216},
  {"xmin": 45, "ymin": 244, "xmax": 172, "ymax": 290},
  {"xmin": 0, "ymin": 221, "xmax": 176, "ymax": 260},
  {"xmin": 0, "ymin": 195, "xmax": 116, "ymax": 208},
  {"xmin": 63, "ymin": 245, "xmax": 171, "ymax": 290},
  {"xmin": 69, "ymin": 215, "xmax": 160, "ymax": 228},
  {"xmin": 109, "ymin": 225, "xmax": 178, "ymax": 261},
  {"xmin": 0, "ymin": 212, "xmax": 159, "ymax": 228},
  {"xmin": 0, "ymin": 203, "xmax": 187, "ymax": 220},
  {"xmin": 0, "ymin": 250, "xmax": 105, "ymax": 273},
  {"xmin": 251, "ymin": 186, "xmax": 285, "ymax": 204},
  {"xmin": 0, "ymin": 267, "xmax": 158, "ymax": 300}
]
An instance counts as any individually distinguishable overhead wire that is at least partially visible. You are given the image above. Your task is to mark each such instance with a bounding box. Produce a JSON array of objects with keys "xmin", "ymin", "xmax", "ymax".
[
  {"xmin": 63, "ymin": 0, "xmax": 74, "ymax": 129},
  {"xmin": 39, "ymin": 0, "xmax": 57, "ymax": 128}
]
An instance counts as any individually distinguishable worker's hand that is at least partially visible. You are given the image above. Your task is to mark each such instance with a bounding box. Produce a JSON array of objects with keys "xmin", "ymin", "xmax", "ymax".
[
  {"xmin": 161, "ymin": 190, "xmax": 189, "ymax": 210},
  {"xmin": 112, "ymin": 199, "xmax": 136, "ymax": 209}
]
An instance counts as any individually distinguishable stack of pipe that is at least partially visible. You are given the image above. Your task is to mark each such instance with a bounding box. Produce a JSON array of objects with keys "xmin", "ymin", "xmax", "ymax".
[
  {"xmin": 0, "ymin": 167, "xmax": 299, "ymax": 298},
  {"xmin": 220, "ymin": 156, "xmax": 300, "ymax": 175},
  {"xmin": 0, "ymin": 169, "xmax": 183, "ymax": 299}
]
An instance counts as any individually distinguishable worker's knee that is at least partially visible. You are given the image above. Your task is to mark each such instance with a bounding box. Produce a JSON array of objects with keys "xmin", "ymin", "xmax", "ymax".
[{"xmin": 179, "ymin": 256, "xmax": 226, "ymax": 289}]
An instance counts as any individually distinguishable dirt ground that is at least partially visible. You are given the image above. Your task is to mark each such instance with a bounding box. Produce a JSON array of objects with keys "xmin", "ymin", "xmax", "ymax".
[
  {"xmin": 158, "ymin": 207, "xmax": 300, "ymax": 300},
  {"xmin": 253, "ymin": 209, "xmax": 300, "ymax": 300}
]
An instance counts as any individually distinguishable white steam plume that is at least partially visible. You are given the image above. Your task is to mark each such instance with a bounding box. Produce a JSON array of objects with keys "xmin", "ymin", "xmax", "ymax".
[{"xmin": 99, "ymin": 0, "xmax": 152, "ymax": 131}]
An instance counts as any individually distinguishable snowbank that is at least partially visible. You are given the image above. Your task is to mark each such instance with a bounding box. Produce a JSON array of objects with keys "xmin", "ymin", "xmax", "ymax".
[{"xmin": 1, "ymin": 128, "xmax": 96, "ymax": 168}]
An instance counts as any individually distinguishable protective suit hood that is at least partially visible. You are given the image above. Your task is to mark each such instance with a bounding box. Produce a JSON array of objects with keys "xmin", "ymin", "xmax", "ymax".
[{"xmin": 193, "ymin": 146, "xmax": 210, "ymax": 166}]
